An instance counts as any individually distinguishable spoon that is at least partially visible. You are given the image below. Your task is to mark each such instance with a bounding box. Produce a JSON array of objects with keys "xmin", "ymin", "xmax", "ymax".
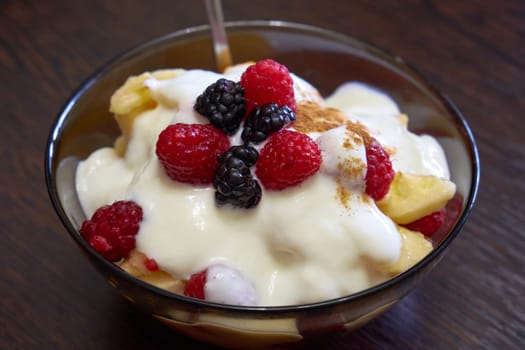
[{"xmin": 204, "ymin": 0, "xmax": 233, "ymax": 72}]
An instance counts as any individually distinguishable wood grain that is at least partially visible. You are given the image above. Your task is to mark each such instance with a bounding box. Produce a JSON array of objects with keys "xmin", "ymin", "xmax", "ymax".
[{"xmin": 1, "ymin": 0, "xmax": 524, "ymax": 349}]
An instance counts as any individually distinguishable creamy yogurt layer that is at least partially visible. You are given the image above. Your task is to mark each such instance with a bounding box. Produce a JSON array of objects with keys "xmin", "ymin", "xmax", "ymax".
[{"xmin": 76, "ymin": 64, "xmax": 450, "ymax": 306}]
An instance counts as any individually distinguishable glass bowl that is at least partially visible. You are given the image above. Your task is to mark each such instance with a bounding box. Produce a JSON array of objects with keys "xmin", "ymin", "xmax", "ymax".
[{"xmin": 45, "ymin": 21, "xmax": 479, "ymax": 348}]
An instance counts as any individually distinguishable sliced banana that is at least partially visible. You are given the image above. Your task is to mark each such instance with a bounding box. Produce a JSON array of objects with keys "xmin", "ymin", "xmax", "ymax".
[
  {"xmin": 381, "ymin": 226, "xmax": 433, "ymax": 275},
  {"xmin": 377, "ymin": 172, "xmax": 456, "ymax": 224},
  {"xmin": 110, "ymin": 69, "xmax": 185, "ymax": 155}
]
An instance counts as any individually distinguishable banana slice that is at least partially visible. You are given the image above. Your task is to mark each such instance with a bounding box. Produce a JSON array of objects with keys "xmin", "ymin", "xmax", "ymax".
[
  {"xmin": 377, "ymin": 172, "xmax": 456, "ymax": 224},
  {"xmin": 110, "ymin": 69, "xmax": 185, "ymax": 155},
  {"xmin": 119, "ymin": 250, "xmax": 185, "ymax": 293},
  {"xmin": 381, "ymin": 226, "xmax": 433, "ymax": 275}
]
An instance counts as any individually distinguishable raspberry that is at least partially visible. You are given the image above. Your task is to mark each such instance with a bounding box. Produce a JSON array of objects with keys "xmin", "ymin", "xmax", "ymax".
[
  {"xmin": 79, "ymin": 200, "xmax": 143, "ymax": 262},
  {"xmin": 194, "ymin": 79, "xmax": 246, "ymax": 135},
  {"xmin": 403, "ymin": 208, "xmax": 446, "ymax": 237},
  {"xmin": 213, "ymin": 146, "xmax": 262, "ymax": 208},
  {"xmin": 365, "ymin": 139, "xmax": 395, "ymax": 201},
  {"xmin": 184, "ymin": 269, "xmax": 207, "ymax": 300},
  {"xmin": 256, "ymin": 130, "xmax": 321, "ymax": 190},
  {"xmin": 156, "ymin": 123, "xmax": 230, "ymax": 184},
  {"xmin": 240, "ymin": 59, "xmax": 296, "ymax": 114},
  {"xmin": 241, "ymin": 103, "xmax": 296, "ymax": 144},
  {"xmin": 432, "ymin": 193, "xmax": 464, "ymax": 242},
  {"xmin": 144, "ymin": 257, "xmax": 159, "ymax": 272}
]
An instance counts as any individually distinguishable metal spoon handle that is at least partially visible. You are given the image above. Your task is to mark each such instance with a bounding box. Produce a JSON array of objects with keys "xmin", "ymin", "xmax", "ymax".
[{"xmin": 205, "ymin": 0, "xmax": 232, "ymax": 72}]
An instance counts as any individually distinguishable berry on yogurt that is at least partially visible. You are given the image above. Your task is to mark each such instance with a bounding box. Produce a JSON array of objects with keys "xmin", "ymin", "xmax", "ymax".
[
  {"xmin": 241, "ymin": 103, "xmax": 296, "ymax": 145},
  {"xmin": 155, "ymin": 123, "xmax": 230, "ymax": 185},
  {"xmin": 79, "ymin": 200, "xmax": 143, "ymax": 262},
  {"xmin": 240, "ymin": 58, "xmax": 296, "ymax": 113},
  {"xmin": 193, "ymin": 78, "xmax": 246, "ymax": 135},
  {"xmin": 213, "ymin": 145, "xmax": 262, "ymax": 208},
  {"xmin": 365, "ymin": 138, "xmax": 395, "ymax": 201},
  {"xmin": 256, "ymin": 130, "xmax": 322, "ymax": 190}
]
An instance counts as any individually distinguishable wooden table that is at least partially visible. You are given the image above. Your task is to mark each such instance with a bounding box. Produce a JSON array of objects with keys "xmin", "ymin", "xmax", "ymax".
[{"xmin": 2, "ymin": 0, "xmax": 524, "ymax": 348}]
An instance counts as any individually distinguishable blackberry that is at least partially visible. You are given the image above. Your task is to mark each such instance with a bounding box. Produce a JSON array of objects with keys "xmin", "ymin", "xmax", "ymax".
[
  {"xmin": 213, "ymin": 146, "xmax": 262, "ymax": 208},
  {"xmin": 241, "ymin": 103, "xmax": 296, "ymax": 144},
  {"xmin": 219, "ymin": 145, "xmax": 259, "ymax": 167},
  {"xmin": 194, "ymin": 79, "xmax": 246, "ymax": 135}
]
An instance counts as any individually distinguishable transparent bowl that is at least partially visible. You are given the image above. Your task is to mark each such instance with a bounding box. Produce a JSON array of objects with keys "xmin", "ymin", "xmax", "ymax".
[{"xmin": 45, "ymin": 21, "xmax": 479, "ymax": 348}]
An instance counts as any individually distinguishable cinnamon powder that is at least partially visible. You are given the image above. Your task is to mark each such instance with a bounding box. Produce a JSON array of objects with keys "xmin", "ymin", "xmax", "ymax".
[
  {"xmin": 293, "ymin": 101, "xmax": 374, "ymax": 208},
  {"xmin": 294, "ymin": 101, "xmax": 346, "ymax": 133}
]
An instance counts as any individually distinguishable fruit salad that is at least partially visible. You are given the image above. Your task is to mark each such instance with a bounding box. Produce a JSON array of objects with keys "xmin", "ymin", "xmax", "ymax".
[{"xmin": 76, "ymin": 59, "xmax": 458, "ymax": 306}]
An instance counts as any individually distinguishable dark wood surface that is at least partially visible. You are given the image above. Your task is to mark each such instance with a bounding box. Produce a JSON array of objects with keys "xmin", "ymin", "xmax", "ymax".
[{"xmin": 2, "ymin": 0, "xmax": 524, "ymax": 349}]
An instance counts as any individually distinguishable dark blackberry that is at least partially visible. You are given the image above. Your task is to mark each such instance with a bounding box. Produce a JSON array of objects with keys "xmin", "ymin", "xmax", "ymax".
[
  {"xmin": 194, "ymin": 78, "xmax": 246, "ymax": 135},
  {"xmin": 241, "ymin": 103, "xmax": 296, "ymax": 144},
  {"xmin": 213, "ymin": 146, "xmax": 262, "ymax": 208},
  {"xmin": 219, "ymin": 145, "xmax": 259, "ymax": 167}
]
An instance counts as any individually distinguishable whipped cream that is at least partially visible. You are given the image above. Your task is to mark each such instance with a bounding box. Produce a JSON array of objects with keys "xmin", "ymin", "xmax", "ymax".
[{"xmin": 76, "ymin": 65, "xmax": 450, "ymax": 306}]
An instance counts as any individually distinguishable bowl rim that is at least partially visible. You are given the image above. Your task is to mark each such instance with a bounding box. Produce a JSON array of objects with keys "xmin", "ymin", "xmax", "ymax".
[{"xmin": 45, "ymin": 20, "xmax": 480, "ymax": 314}]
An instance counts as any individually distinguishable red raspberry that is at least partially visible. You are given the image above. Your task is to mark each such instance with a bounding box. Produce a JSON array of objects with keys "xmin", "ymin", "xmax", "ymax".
[
  {"xmin": 79, "ymin": 200, "xmax": 143, "ymax": 262},
  {"xmin": 432, "ymin": 193, "xmax": 464, "ymax": 242},
  {"xmin": 403, "ymin": 208, "xmax": 446, "ymax": 237},
  {"xmin": 240, "ymin": 59, "xmax": 296, "ymax": 114},
  {"xmin": 156, "ymin": 123, "xmax": 230, "ymax": 184},
  {"xmin": 144, "ymin": 257, "xmax": 159, "ymax": 272},
  {"xmin": 256, "ymin": 130, "xmax": 321, "ymax": 190},
  {"xmin": 365, "ymin": 139, "xmax": 395, "ymax": 201},
  {"xmin": 184, "ymin": 269, "xmax": 207, "ymax": 300}
]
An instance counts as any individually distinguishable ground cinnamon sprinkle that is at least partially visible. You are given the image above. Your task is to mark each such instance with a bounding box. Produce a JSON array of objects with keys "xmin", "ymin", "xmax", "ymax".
[
  {"xmin": 335, "ymin": 123, "xmax": 370, "ymax": 208},
  {"xmin": 336, "ymin": 155, "xmax": 367, "ymax": 208},
  {"xmin": 360, "ymin": 191, "xmax": 371, "ymax": 204},
  {"xmin": 342, "ymin": 124, "xmax": 364, "ymax": 150},
  {"xmin": 294, "ymin": 101, "xmax": 346, "ymax": 133},
  {"xmin": 344, "ymin": 120, "xmax": 373, "ymax": 146},
  {"xmin": 336, "ymin": 178, "xmax": 351, "ymax": 209},
  {"xmin": 337, "ymin": 157, "xmax": 366, "ymax": 181},
  {"xmin": 293, "ymin": 100, "xmax": 373, "ymax": 208}
]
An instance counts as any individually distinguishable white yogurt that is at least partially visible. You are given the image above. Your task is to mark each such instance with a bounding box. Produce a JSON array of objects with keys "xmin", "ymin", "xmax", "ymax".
[
  {"xmin": 76, "ymin": 67, "xmax": 450, "ymax": 306},
  {"xmin": 325, "ymin": 82, "xmax": 449, "ymax": 179}
]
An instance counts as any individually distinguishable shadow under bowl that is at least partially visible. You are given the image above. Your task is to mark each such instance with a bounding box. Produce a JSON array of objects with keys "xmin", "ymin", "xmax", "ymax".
[{"xmin": 45, "ymin": 20, "xmax": 479, "ymax": 348}]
